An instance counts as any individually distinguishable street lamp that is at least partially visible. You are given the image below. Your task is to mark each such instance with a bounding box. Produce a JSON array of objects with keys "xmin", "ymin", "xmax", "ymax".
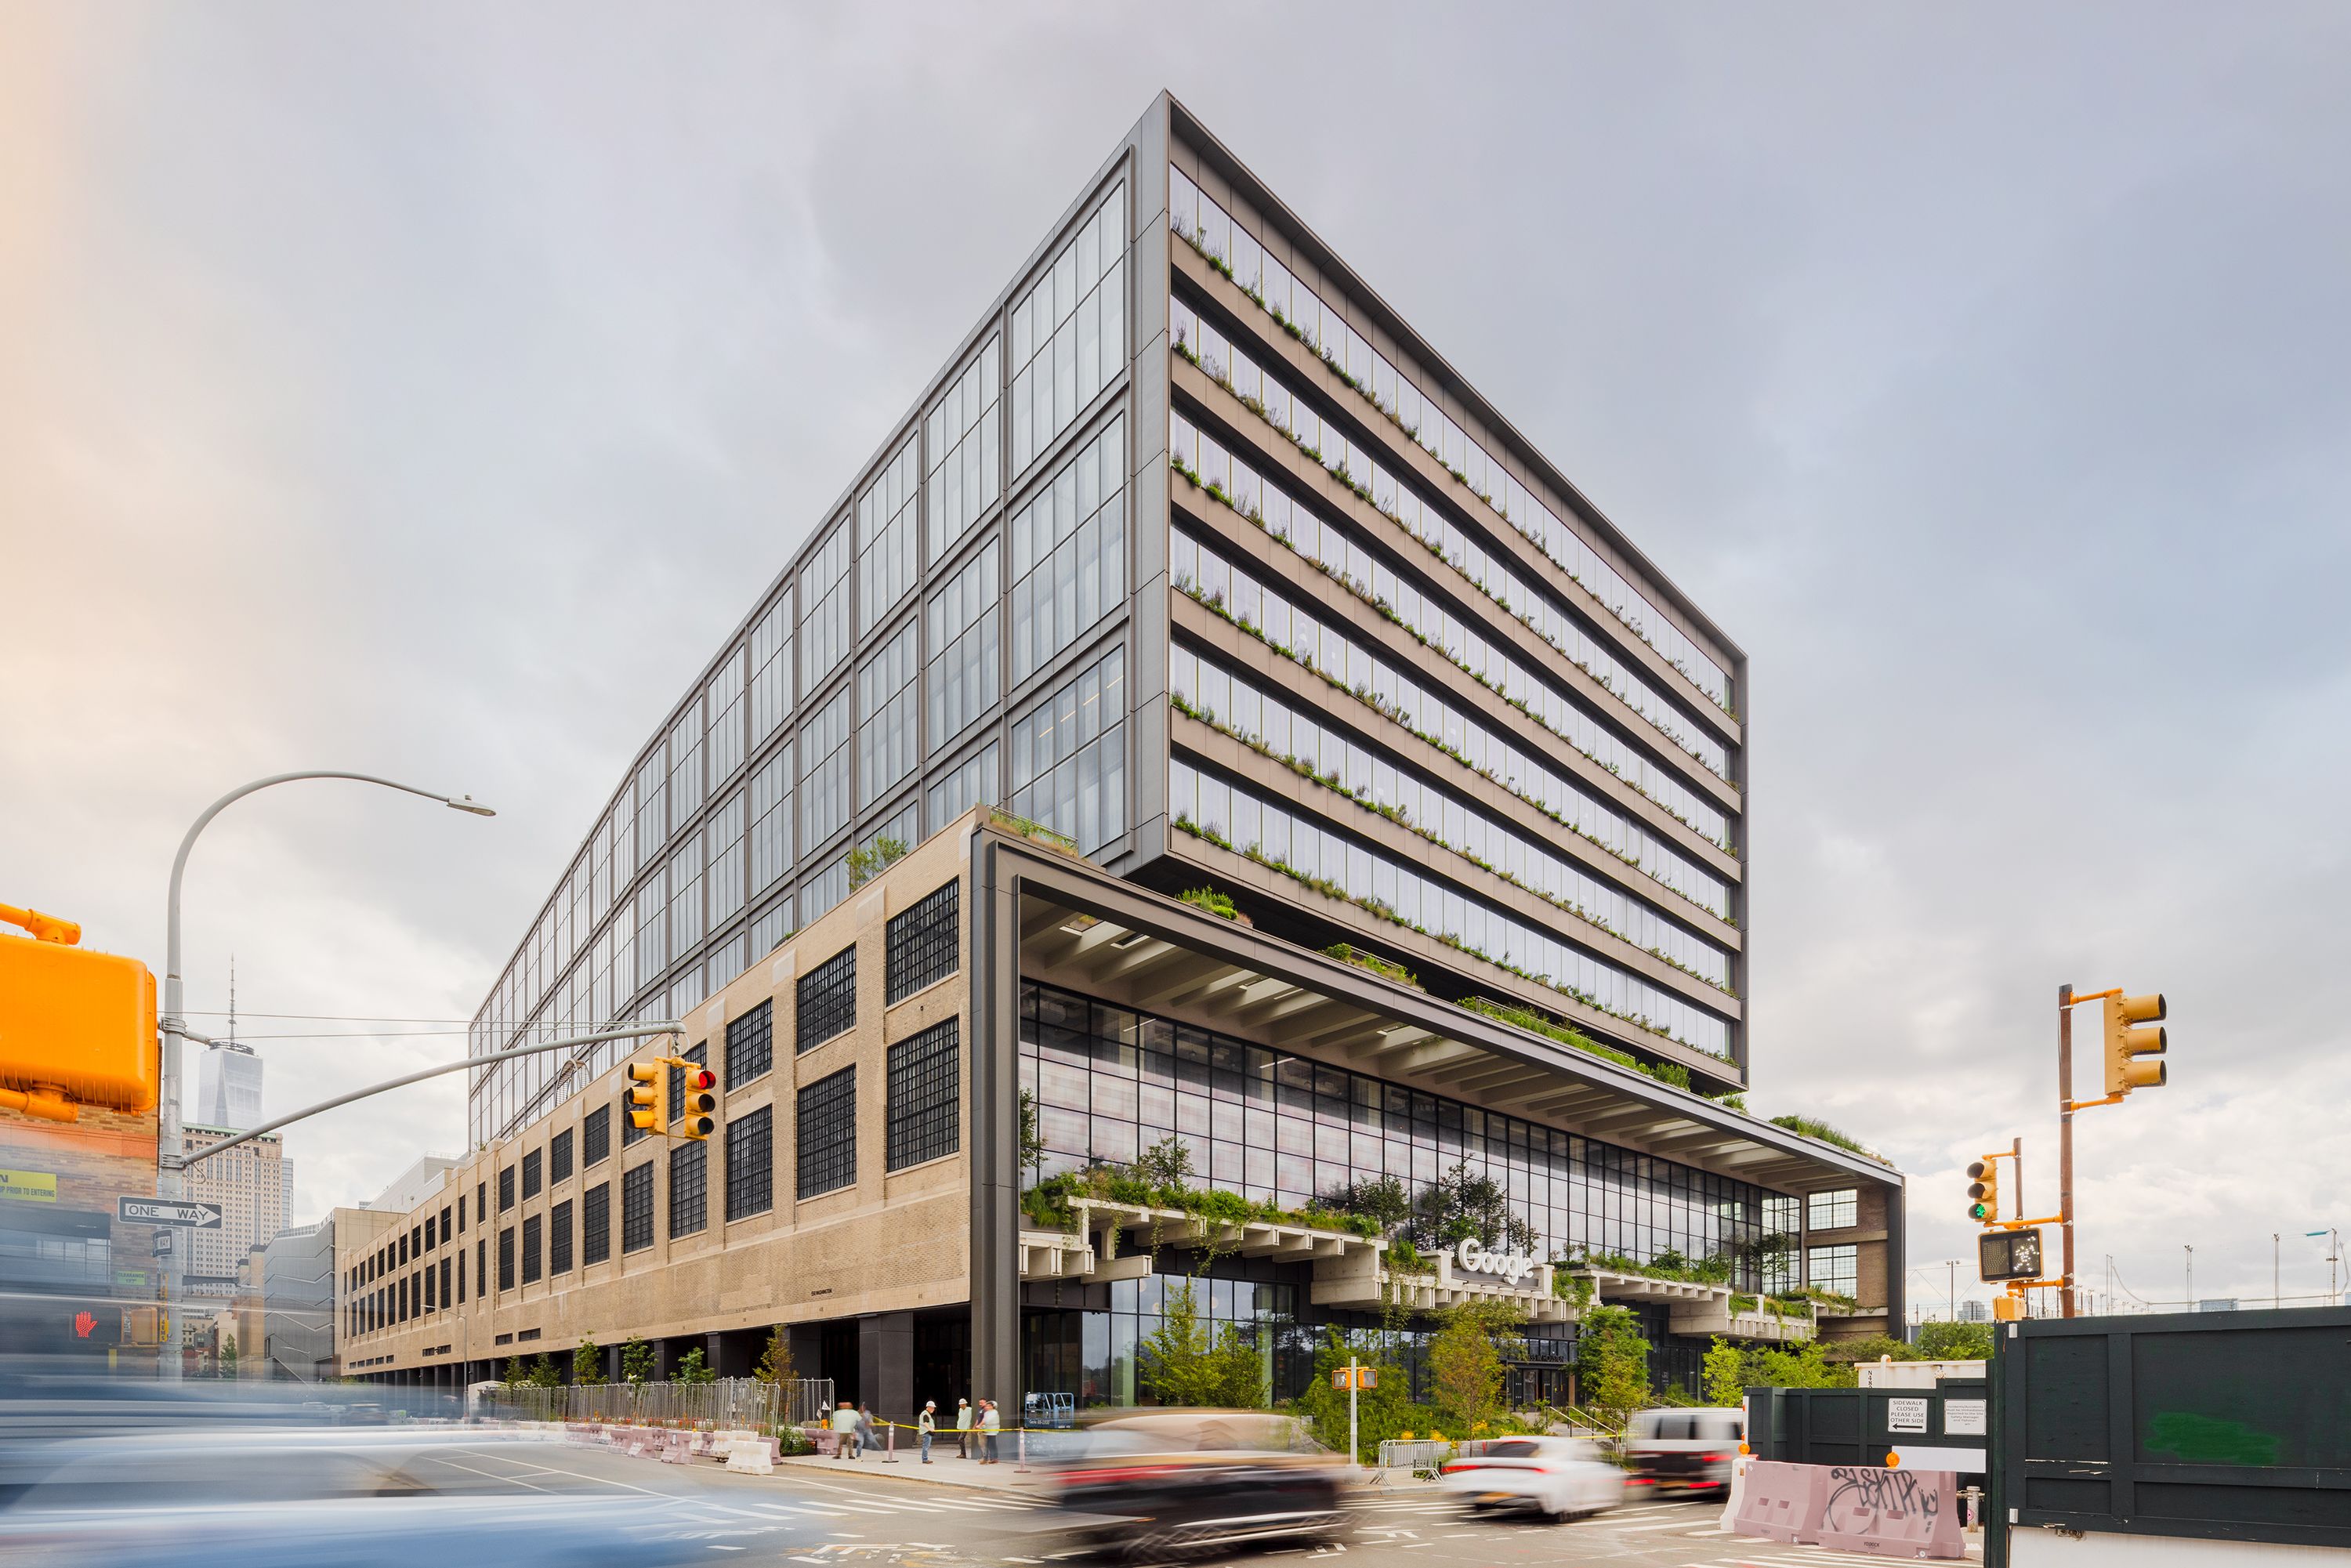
[
  {"xmin": 2309, "ymin": 1230, "xmax": 2342, "ymax": 1307},
  {"xmin": 157, "ymin": 772, "xmax": 494, "ymax": 1380}
]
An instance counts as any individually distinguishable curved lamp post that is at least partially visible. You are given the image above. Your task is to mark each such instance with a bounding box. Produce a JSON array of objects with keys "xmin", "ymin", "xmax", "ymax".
[{"xmin": 158, "ymin": 772, "xmax": 494, "ymax": 1379}]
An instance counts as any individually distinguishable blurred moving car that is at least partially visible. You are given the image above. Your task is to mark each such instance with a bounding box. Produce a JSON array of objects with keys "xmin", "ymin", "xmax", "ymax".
[
  {"xmin": 1622, "ymin": 1406, "xmax": 1744, "ymax": 1497},
  {"xmin": 1438, "ymin": 1436, "xmax": 1625, "ymax": 1522},
  {"xmin": 1045, "ymin": 1409, "xmax": 1349, "ymax": 1560}
]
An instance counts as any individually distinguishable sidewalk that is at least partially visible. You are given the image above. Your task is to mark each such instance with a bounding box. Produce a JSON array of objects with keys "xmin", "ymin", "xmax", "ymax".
[{"xmin": 774, "ymin": 1441, "xmax": 1049, "ymax": 1492}]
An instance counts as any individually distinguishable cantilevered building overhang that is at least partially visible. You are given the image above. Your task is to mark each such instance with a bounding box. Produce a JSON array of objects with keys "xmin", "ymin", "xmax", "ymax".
[{"xmin": 969, "ymin": 824, "xmax": 1900, "ymax": 1403}]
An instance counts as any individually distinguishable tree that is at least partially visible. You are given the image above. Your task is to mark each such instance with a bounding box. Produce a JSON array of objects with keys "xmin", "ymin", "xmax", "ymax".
[
  {"xmin": 1131, "ymin": 1133, "xmax": 1195, "ymax": 1191},
  {"xmin": 1916, "ymin": 1320, "xmax": 1994, "ymax": 1361},
  {"xmin": 530, "ymin": 1353, "xmax": 561, "ymax": 1389},
  {"xmin": 1405, "ymin": 1161, "xmax": 1535, "ymax": 1252},
  {"xmin": 1139, "ymin": 1280, "xmax": 1265, "ymax": 1407},
  {"xmin": 574, "ymin": 1337, "xmax": 601, "ymax": 1385},
  {"xmin": 676, "ymin": 1347, "xmax": 717, "ymax": 1385},
  {"xmin": 1576, "ymin": 1305, "xmax": 1651, "ymax": 1431},
  {"xmin": 219, "ymin": 1333, "xmax": 239, "ymax": 1379},
  {"xmin": 1702, "ymin": 1338, "xmax": 1748, "ymax": 1407},
  {"xmin": 846, "ymin": 836, "xmax": 908, "ymax": 889},
  {"xmin": 1319, "ymin": 1175, "xmax": 1411, "ymax": 1236},
  {"xmin": 620, "ymin": 1334, "xmax": 657, "ymax": 1386},
  {"xmin": 1291, "ymin": 1328, "xmax": 1423, "ymax": 1461},
  {"xmin": 755, "ymin": 1325, "xmax": 795, "ymax": 1385},
  {"xmin": 1016, "ymin": 1089, "xmax": 1045, "ymax": 1183},
  {"xmin": 1428, "ymin": 1302, "xmax": 1522, "ymax": 1436},
  {"xmin": 503, "ymin": 1355, "xmax": 527, "ymax": 1390}
]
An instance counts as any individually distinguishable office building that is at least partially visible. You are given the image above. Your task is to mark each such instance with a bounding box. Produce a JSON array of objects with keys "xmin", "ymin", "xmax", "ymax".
[
  {"xmin": 347, "ymin": 94, "xmax": 1900, "ymax": 1403},
  {"xmin": 196, "ymin": 1041, "xmax": 263, "ymax": 1135},
  {"xmin": 179, "ymin": 1124, "xmax": 288, "ymax": 1295},
  {"xmin": 259, "ymin": 1217, "xmax": 338, "ymax": 1381}
]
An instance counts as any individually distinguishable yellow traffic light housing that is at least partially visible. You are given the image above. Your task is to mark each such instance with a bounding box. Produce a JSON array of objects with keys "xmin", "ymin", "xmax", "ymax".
[
  {"xmin": 1966, "ymin": 1157, "xmax": 2001, "ymax": 1225},
  {"xmin": 0, "ymin": 904, "xmax": 158, "ymax": 1121},
  {"xmin": 621, "ymin": 1062, "xmax": 664, "ymax": 1133},
  {"xmin": 679, "ymin": 1065, "xmax": 717, "ymax": 1140},
  {"xmin": 2103, "ymin": 991, "xmax": 2168, "ymax": 1095}
]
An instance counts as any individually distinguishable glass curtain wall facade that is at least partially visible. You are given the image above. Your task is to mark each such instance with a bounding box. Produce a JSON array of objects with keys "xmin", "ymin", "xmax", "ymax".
[{"xmin": 466, "ymin": 158, "xmax": 1141, "ymax": 1144}]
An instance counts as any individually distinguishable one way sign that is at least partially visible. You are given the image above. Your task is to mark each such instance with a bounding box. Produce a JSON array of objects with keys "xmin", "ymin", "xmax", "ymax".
[{"xmin": 118, "ymin": 1197, "xmax": 223, "ymax": 1229}]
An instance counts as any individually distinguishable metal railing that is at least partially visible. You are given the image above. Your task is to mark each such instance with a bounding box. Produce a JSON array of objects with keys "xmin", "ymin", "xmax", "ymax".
[
  {"xmin": 495, "ymin": 1377, "xmax": 831, "ymax": 1429},
  {"xmin": 1375, "ymin": 1438, "xmax": 1454, "ymax": 1477}
]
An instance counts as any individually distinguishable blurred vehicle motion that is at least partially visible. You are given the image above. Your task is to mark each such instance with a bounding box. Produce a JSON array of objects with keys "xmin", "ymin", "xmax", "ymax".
[
  {"xmin": 0, "ymin": 1369, "xmax": 703, "ymax": 1567},
  {"xmin": 1622, "ymin": 1404, "xmax": 1744, "ymax": 1496},
  {"xmin": 1041, "ymin": 1408, "xmax": 1349, "ymax": 1561},
  {"xmin": 1436, "ymin": 1434, "xmax": 1626, "ymax": 1522}
]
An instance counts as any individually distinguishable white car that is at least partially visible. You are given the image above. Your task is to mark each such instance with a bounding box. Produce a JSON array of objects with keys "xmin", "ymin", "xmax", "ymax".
[{"xmin": 1436, "ymin": 1436, "xmax": 1626, "ymax": 1522}]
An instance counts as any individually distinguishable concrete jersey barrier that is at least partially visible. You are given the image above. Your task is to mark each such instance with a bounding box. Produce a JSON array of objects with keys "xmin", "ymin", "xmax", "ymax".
[{"xmin": 1729, "ymin": 1458, "xmax": 1962, "ymax": 1559}]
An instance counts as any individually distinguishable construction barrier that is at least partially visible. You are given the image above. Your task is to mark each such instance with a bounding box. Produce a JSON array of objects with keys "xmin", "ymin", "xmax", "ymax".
[
  {"xmin": 1715, "ymin": 1453, "xmax": 1754, "ymax": 1532},
  {"xmin": 1815, "ymin": 1465, "xmax": 1964, "ymax": 1559},
  {"xmin": 1730, "ymin": 1459, "xmax": 1827, "ymax": 1544}
]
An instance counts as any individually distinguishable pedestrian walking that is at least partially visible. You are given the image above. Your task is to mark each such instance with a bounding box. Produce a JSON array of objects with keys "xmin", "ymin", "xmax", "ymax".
[
  {"xmin": 830, "ymin": 1399, "xmax": 861, "ymax": 1460},
  {"xmin": 978, "ymin": 1398, "xmax": 1002, "ymax": 1463},
  {"xmin": 855, "ymin": 1403, "xmax": 878, "ymax": 1458},
  {"xmin": 918, "ymin": 1400, "xmax": 937, "ymax": 1463},
  {"xmin": 955, "ymin": 1396, "xmax": 973, "ymax": 1459}
]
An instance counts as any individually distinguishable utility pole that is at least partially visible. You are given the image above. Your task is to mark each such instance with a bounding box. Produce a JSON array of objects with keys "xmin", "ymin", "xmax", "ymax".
[
  {"xmin": 2186, "ymin": 1245, "xmax": 2193, "ymax": 1310},
  {"xmin": 2058, "ymin": 983, "xmax": 2076, "ymax": 1317},
  {"xmin": 2275, "ymin": 1234, "xmax": 2281, "ymax": 1309}
]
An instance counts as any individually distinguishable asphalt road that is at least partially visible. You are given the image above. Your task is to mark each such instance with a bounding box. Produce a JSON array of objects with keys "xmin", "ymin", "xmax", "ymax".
[{"xmin": 423, "ymin": 1443, "xmax": 1981, "ymax": 1568}]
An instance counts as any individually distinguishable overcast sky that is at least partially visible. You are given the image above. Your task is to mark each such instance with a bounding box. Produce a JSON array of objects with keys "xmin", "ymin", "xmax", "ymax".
[{"xmin": 6, "ymin": 3, "xmax": 2347, "ymax": 1316}]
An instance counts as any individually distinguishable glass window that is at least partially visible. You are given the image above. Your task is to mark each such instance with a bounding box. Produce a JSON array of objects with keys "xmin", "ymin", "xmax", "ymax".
[
  {"xmin": 668, "ymin": 698, "xmax": 705, "ymax": 828},
  {"xmin": 798, "ymin": 520, "xmax": 850, "ymax": 691},
  {"xmin": 1008, "ymin": 415, "xmax": 1125, "ymax": 685},
  {"xmin": 857, "ymin": 437, "xmax": 920, "ymax": 633},
  {"xmin": 1009, "ymin": 643, "xmax": 1126, "ymax": 854},
  {"xmin": 857, "ymin": 618, "xmax": 921, "ymax": 809},
  {"xmin": 582, "ymin": 1106, "xmax": 610, "ymax": 1168},
  {"xmin": 668, "ymin": 1141, "xmax": 708, "ymax": 1238},
  {"xmin": 520, "ymin": 1215, "xmax": 542, "ymax": 1284},
  {"xmin": 708, "ymin": 791, "xmax": 746, "ymax": 928},
  {"xmin": 706, "ymin": 648, "xmax": 746, "ymax": 788},
  {"xmin": 498, "ymin": 1165, "xmax": 515, "ymax": 1212},
  {"xmin": 1807, "ymin": 1244, "xmax": 1858, "ymax": 1297},
  {"xmin": 581, "ymin": 1182, "xmax": 610, "ymax": 1266},
  {"xmin": 666, "ymin": 1042, "xmax": 706, "ymax": 1125},
  {"xmin": 1808, "ymin": 1189, "xmax": 1858, "ymax": 1231},
  {"xmin": 886, "ymin": 880, "xmax": 958, "ymax": 1004},
  {"xmin": 927, "ymin": 335, "xmax": 1002, "ymax": 563},
  {"xmin": 549, "ymin": 1198, "xmax": 573, "ymax": 1275},
  {"xmin": 927, "ymin": 542, "xmax": 999, "ymax": 751},
  {"xmin": 801, "ymin": 856, "xmax": 849, "ymax": 925},
  {"xmin": 725, "ymin": 1103, "xmax": 773, "ymax": 1222},
  {"xmin": 887, "ymin": 1019, "xmax": 959, "ymax": 1171},
  {"xmin": 620, "ymin": 1164, "xmax": 654, "ymax": 1254},
  {"xmin": 520, "ymin": 1150, "xmax": 542, "ymax": 1201},
  {"xmin": 797, "ymin": 1066, "xmax": 857, "ymax": 1199},
  {"xmin": 750, "ymin": 893, "xmax": 796, "ymax": 959},
  {"xmin": 726, "ymin": 999, "xmax": 774, "ymax": 1086},
  {"xmin": 749, "ymin": 743, "xmax": 794, "ymax": 897},
  {"xmin": 751, "ymin": 588, "xmax": 795, "ymax": 742},
  {"xmin": 800, "ymin": 689, "xmax": 850, "ymax": 853},
  {"xmin": 1011, "ymin": 181, "xmax": 1125, "ymax": 474},
  {"xmin": 497, "ymin": 1226, "xmax": 515, "ymax": 1291},
  {"xmin": 927, "ymin": 742, "xmax": 999, "ymax": 831},
  {"xmin": 797, "ymin": 946, "xmax": 856, "ymax": 1054}
]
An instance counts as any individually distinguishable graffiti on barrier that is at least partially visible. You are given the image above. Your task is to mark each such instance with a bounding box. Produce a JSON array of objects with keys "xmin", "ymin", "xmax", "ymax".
[{"xmin": 1824, "ymin": 1465, "xmax": 1939, "ymax": 1520}]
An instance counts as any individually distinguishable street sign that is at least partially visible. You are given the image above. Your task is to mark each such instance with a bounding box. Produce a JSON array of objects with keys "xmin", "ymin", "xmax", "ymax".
[
  {"xmin": 117, "ymin": 1197, "xmax": 222, "ymax": 1229},
  {"xmin": 151, "ymin": 1232, "xmax": 172, "ymax": 1255},
  {"xmin": 1980, "ymin": 1226, "xmax": 2044, "ymax": 1282}
]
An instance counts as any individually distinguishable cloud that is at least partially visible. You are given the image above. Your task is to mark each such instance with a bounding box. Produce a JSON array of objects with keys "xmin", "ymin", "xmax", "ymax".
[{"xmin": 2, "ymin": 2, "xmax": 2345, "ymax": 1306}]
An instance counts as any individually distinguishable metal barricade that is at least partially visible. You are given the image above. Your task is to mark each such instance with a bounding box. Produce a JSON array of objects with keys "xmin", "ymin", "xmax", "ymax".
[{"xmin": 1375, "ymin": 1438, "xmax": 1454, "ymax": 1479}]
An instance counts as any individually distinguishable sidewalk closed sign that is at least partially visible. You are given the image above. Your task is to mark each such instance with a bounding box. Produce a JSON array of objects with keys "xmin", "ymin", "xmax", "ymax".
[
  {"xmin": 1887, "ymin": 1398, "xmax": 1930, "ymax": 1433},
  {"xmin": 0, "ymin": 1170, "xmax": 57, "ymax": 1203}
]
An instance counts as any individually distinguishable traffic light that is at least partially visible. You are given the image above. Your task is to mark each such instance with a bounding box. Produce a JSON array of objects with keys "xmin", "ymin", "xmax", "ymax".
[
  {"xmin": 622, "ymin": 1062, "xmax": 664, "ymax": 1134},
  {"xmin": 1966, "ymin": 1157, "xmax": 2001, "ymax": 1224},
  {"xmin": 0, "ymin": 904, "xmax": 158, "ymax": 1121},
  {"xmin": 679, "ymin": 1065, "xmax": 717, "ymax": 1140},
  {"xmin": 2103, "ymin": 991, "xmax": 2168, "ymax": 1095}
]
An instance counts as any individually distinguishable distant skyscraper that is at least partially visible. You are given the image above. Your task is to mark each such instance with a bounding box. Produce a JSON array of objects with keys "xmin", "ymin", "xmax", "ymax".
[{"xmin": 195, "ymin": 962, "xmax": 264, "ymax": 1132}]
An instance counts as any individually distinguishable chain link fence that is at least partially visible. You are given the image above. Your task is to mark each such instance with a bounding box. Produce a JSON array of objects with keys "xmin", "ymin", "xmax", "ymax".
[{"xmin": 495, "ymin": 1377, "xmax": 831, "ymax": 1429}]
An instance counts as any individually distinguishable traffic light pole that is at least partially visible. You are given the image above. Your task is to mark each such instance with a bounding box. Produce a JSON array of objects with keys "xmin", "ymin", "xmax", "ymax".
[
  {"xmin": 157, "ymin": 771, "xmax": 494, "ymax": 1379},
  {"xmin": 2059, "ymin": 984, "xmax": 2077, "ymax": 1318}
]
